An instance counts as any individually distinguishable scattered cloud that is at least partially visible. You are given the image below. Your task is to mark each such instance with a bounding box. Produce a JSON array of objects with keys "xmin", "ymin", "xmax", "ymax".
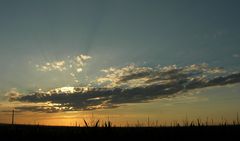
[
  {"xmin": 36, "ymin": 61, "xmax": 66, "ymax": 72},
  {"xmin": 73, "ymin": 54, "xmax": 92, "ymax": 73},
  {"xmin": 35, "ymin": 54, "xmax": 92, "ymax": 83},
  {"xmin": 36, "ymin": 54, "xmax": 91, "ymax": 73},
  {"xmin": 10, "ymin": 63, "xmax": 240, "ymax": 113}
]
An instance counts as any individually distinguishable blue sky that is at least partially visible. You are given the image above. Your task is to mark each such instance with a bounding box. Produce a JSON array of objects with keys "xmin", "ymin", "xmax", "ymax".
[
  {"xmin": 1, "ymin": 0, "xmax": 240, "ymax": 90},
  {"xmin": 0, "ymin": 0, "xmax": 240, "ymax": 125}
]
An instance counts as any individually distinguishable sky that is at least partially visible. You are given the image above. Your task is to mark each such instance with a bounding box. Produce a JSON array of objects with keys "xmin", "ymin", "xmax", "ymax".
[{"xmin": 0, "ymin": 0, "xmax": 240, "ymax": 126}]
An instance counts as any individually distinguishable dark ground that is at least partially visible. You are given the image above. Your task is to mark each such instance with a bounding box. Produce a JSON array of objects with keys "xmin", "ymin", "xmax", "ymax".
[{"xmin": 0, "ymin": 124, "xmax": 239, "ymax": 140}]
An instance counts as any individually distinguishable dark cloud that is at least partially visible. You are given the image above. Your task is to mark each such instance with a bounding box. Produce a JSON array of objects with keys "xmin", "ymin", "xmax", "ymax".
[
  {"xmin": 208, "ymin": 73, "xmax": 240, "ymax": 86},
  {"xmin": 97, "ymin": 64, "xmax": 225, "ymax": 88},
  {"xmin": 119, "ymin": 71, "xmax": 152, "ymax": 83},
  {"xmin": 11, "ymin": 64, "xmax": 240, "ymax": 113}
]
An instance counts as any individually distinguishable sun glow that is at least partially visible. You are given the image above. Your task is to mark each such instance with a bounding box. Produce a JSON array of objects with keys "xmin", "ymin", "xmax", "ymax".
[
  {"xmin": 46, "ymin": 87, "xmax": 76, "ymax": 94},
  {"xmin": 45, "ymin": 86, "xmax": 93, "ymax": 95}
]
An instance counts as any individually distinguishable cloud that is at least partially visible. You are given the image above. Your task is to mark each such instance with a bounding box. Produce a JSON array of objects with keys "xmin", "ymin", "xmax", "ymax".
[
  {"xmin": 15, "ymin": 106, "xmax": 62, "ymax": 113},
  {"xmin": 79, "ymin": 54, "xmax": 92, "ymax": 60},
  {"xmin": 36, "ymin": 54, "xmax": 91, "ymax": 72},
  {"xmin": 5, "ymin": 88, "xmax": 22, "ymax": 102},
  {"xmin": 35, "ymin": 54, "xmax": 92, "ymax": 83},
  {"xmin": 97, "ymin": 63, "xmax": 225, "ymax": 88},
  {"xmin": 97, "ymin": 64, "xmax": 154, "ymax": 88},
  {"xmin": 36, "ymin": 61, "xmax": 66, "ymax": 72},
  {"xmin": 74, "ymin": 55, "xmax": 92, "ymax": 72},
  {"xmin": 11, "ymin": 63, "xmax": 240, "ymax": 113}
]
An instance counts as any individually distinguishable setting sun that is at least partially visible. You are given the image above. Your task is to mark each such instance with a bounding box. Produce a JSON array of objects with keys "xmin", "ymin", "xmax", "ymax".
[{"xmin": 0, "ymin": 0, "xmax": 240, "ymax": 139}]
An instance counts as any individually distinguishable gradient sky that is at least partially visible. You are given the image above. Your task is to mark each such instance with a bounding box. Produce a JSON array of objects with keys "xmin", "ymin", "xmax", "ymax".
[{"xmin": 0, "ymin": 0, "xmax": 240, "ymax": 126}]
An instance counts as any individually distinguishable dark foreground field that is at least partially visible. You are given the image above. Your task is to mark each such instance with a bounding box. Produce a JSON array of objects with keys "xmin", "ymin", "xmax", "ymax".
[{"xmin": 0, "ymin": 124, "xmax": 240, "ymax": 140}]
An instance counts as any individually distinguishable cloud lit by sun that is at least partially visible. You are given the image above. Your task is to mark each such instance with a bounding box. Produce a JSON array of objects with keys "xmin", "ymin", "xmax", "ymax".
[
  {"xmin": 4, "ymin": 62, "xmax": 239, "ymax": 113},
  {"xmin": 35, "ymin": 54, "xmax": 92, "ymax": 83},
  {"xmin": 0, "ymin": 0, "xmax": 240, "ymax": 127}
]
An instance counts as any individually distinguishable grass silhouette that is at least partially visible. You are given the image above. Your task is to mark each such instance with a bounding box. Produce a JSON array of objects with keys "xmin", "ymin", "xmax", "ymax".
[{"xmin": 1, "ymin": 116, "xmax": 240, "ymax": 140}]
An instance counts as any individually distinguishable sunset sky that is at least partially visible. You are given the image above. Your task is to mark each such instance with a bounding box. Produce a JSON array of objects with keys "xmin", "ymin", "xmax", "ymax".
[{"xmin": 0, "ymin": 0, "xmax": 240, "ymax": 126}]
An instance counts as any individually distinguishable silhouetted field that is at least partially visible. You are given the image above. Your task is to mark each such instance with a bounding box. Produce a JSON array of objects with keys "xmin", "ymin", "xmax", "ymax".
[{"xmin": 0, "ymin": 124, "xmax": 240, "ymax": 140}]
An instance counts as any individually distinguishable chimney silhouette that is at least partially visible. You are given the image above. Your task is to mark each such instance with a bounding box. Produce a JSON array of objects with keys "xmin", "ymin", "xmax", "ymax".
[{"xmin": 12, "ymin": 109, "xmax": 14, "ymax": 125}]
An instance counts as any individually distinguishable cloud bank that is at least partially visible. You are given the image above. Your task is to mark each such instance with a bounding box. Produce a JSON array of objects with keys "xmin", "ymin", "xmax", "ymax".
[{"xmin": 10, "ymin": 63, "xmax": 240, "ymax": 113}]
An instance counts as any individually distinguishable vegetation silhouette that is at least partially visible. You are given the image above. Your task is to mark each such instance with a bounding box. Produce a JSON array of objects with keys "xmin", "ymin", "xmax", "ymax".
[{"xmin": 1, "ymin": 116, "xmax": 240, "ymax": 140}]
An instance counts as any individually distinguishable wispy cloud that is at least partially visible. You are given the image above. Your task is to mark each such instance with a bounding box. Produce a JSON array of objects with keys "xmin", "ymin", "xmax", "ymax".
[
  {"xmin": 36, "ymin": 61, "xmax": 66, "ymax": 72},
  {"xmin": 10, "ymin": 63, "xmax": 240, "ymax": 113},
  {"xmin": 233, "ymin": 54, "xmax": 240, "ymax": 58}
]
